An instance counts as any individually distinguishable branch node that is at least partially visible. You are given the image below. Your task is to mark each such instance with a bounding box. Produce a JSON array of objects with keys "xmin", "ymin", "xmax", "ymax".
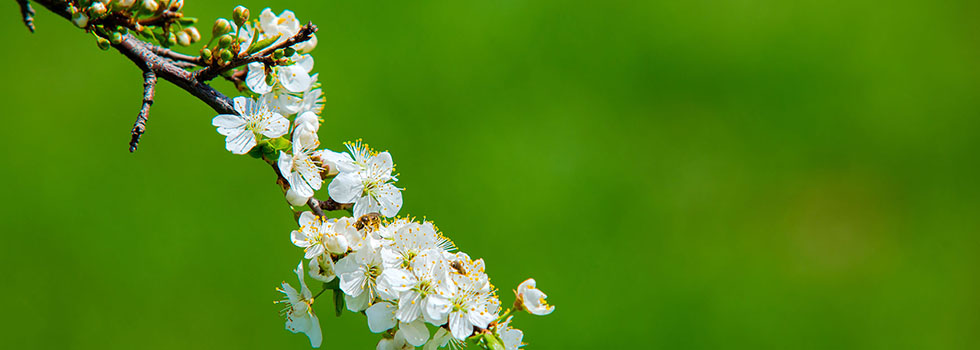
[{"xmin": 129, "ymin": 71, "xmax": 157, "ymax": 152}]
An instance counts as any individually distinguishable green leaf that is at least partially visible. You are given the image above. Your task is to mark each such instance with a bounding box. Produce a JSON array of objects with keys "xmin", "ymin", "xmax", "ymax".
[
  {"xmin": 267, "ymin": 137, "xmax": 292, "ymax": 152},
  {"xmin": 484, "ymin": 333, "xmax": 505, "ymax": 350},
  {"xmin": 247, "ymin": 33, "xmax": 281, "ymax": 55},
  {"xmin": 332, "ymin": 289, "xmax": 345, "ymax": 317}
]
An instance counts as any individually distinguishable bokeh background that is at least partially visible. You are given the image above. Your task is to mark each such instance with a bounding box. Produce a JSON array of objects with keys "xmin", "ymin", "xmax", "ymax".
[{"xmin": 2, "ymin": 0, "xmax": 979, "ymax": 349}]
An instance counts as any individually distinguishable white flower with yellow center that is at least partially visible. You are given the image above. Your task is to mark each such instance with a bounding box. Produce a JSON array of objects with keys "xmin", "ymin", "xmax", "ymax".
[
  {"xmin": 386, "ymin": 250, "xmax": 455, "ymax": 325},
  {"xmin": 245, "ymin": 55, "xmax": 314, "ymax": 105},
  {"xmin": 211, "ymin": 96, "xmax": 288, "ymax": 154},
  {"xmin": 258, "ymin": 8, "xmax": 318, "ymax": 53},
  {"xmin": 325, "ymin": 141, "xmax": 404, "ymax": 218},
  {"xmin": 446, "ymin": 274, "xmax": 500, "ymax": 341},
  {"xmin": 291, "ymin": 212, "xmax": 351, "ymax": 259},
  {"xmin": 336, "ymin": 248, "xmax": 387, "ymax": 312},
  {"xmin": 278, "ymin": 132, "xmax": 322, "ymax": 198},
  {"xmin": 516, "ymin": 278, "xmax": 554, "ymax": 316},
  {"xmin": 276, "ymin": 262, "xmax": 322, "ymax": 348}
]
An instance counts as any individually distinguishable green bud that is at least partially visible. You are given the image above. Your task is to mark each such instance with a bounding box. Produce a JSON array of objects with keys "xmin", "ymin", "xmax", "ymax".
[
  {"xmin": 218, "ymin": 34, "xmax": 233, "ymax": 48},
  {"xmin": 118, "ymin": 27, "xmax": 129, "ymax": 36},
  {"xmin": 96, "ymin": 36, "xmax": 111, "ymax": 51},
  {"xmin": 176, "ymin": 31, "xmax": 191, "ymax": 46},
  {"xmin": 273, "ymin": 49, "xmax": 284, "ymax": 59},
  {"xmin": 265, "ymin": 71, "xmax": 276, "ymax": 86},
  {"xmin": 166, "ymin": 32, "xmax": 177, "ymax": 46},
  {"xmin": 112, "ymin": 0, "xmax": 134, "ymax": 10},
  {"xmin": 184, "ymin": 27, "xmax": 201, "ymax": 43},
  {"xmin": 72, "ymin": 12, "xmax": 90, "ymax": 28},
  {"xmin": 484, "ymin": 334, "xmax": 505, "ymax": 350},
  {"xmin": 283, "ymin": 47, "xmax": 296, "ymax": 57},
  {"xmin": 232, "ymin": 6, "xmax": 250, "ymax": 27},
  {"xmin": 110, "ymin": 32, "xmax": 123, "ymax": 45},
  {"xmin": 219, "ymin": 48, "xmax": 233, "ymax": 62},
  {"xmin": 200, "ymin": 48, "xmax": 212, "ymax": 61},
  {"xmin": 246, "ymin": 33, "xmax": 281, "ymax": 55},
  {"xmin": 212, "ymin": 18, "xmax": 232, "ymax": 37},
  {"xmin": 88, "ymin": 2, "xmax": 107, "ymax": 18},
  {"xmin": 142, "ymin": 0, "xmax": 159, "ymax": 13},
  {"xmin": 177, "ymin": 17, "xmax": 198, "ymax": 25}
]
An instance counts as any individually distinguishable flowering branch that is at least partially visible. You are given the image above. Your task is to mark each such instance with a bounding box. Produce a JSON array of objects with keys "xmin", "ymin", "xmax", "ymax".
[
  {"xmin": 194, "ymin": 22, "xmax": 318, "ymax": 82},
  {"xmin": 23, "ymin": 2, "xmax": 555, "ymax": 349}
]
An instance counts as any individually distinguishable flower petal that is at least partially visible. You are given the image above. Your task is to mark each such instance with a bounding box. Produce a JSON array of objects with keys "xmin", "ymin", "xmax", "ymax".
[{"xmin": 366, "ymin": 302, "xmax": 397, "ymax": 333}]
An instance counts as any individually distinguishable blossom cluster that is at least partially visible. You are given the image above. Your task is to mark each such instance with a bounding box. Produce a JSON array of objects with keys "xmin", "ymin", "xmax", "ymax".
[{"xmin": 210, "ymin": 7, "xmax": 554, "ymax": 349}]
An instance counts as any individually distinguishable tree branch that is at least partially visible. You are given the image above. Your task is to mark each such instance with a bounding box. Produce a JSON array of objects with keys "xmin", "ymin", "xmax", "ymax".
[
  {"xmin": 129, "ymin": 71, "xmax": 156, "ymax": 152},
  {"xmin": 145, "ymin": 44, "xmax": 203, "ymax": 66},
  {"xmin": 17, "ymin": 0, "xmax": 35, "ymax": 33},
  {"xmin": 194, "ymin": 23, "xmax": 318, "ymax": 82}
]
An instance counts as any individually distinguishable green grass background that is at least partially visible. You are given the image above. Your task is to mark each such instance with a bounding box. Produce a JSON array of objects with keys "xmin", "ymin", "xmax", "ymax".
[{"xmin": 2, "ymin": 0, "xmax": 979, "ymax": 348}]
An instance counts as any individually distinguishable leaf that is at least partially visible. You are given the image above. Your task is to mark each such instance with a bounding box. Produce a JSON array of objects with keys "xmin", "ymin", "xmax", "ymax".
[
  {"xmin": 247, "ymin": 33, "xmax": 281, "ymax": 55},
  {"xmin": 332, "ymin": 289, "xmax": 345, "ymax": 317}
]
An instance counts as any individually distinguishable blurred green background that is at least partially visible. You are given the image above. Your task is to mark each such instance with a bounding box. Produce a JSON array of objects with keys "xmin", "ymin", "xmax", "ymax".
[{"xmin": 2, "ymin": 0, "xmax": 979, "ymax": 349}]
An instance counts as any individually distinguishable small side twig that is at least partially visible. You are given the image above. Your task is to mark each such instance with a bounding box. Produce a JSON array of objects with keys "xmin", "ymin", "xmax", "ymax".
[
  {"xmin": 194, "ymin": 23, "xmax": 318, "ymax": 82},
  {"xmin": 17, "ymin": 0, "xmax": 36, "ymax": 33},
  {"xmin": 129, "ymin": 71, "xmax": 157, "ymax": 152},
  {"xmin": 145, "ymin": 44, "xmax": 202, "ymax": 66}
]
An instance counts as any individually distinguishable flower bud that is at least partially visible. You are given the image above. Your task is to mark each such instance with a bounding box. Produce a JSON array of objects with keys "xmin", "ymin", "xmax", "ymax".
[
  {"xmin": 168, "ymin": 0, "xmax": 183, "ymax": 12},
  {"xmin": 166, "ymin": 32, "xmax": 177, "ymax": 46},
  {"xmin": 232, "ymin": 6, "xmax": 250, "ymax": 27},
  {"xmin": 175, "ymin": 31, "xmax": 191, "ymax": 46},
  {"xmin": 184, "ymin": 27, "xmax": 201, "ymax": 43},
  {"xmin": 110, "ymin": 32, "xmax": 123, "ymax": 45},
  {"xmin": 285, "ymin": 188, "xmax": 312, "ymax": 206},
  {"xmin": 212, "ymin": 18, "xmax": 232, "ymax": 37},
  {"xmin": 88, "ymin": 2, "xmax": 107, "ymax": 18},
  {"xmin": 72, "ymin": 12, "xmax": 89, "ymax": 28},
  {"xmin": 96, "ymin": 36, "xmax": 111, "ymax": 50},
  {"xmin": 141, "ymin": 0, "xmax": 158, "ymax": 13},
  {"xmin": 219, "ymin": 48, "xmax": 233, "ymax": 62},
  {"xmin": 217, "ymin": 34, "xmax": 233, "ymax": 48},
  {"xmin": 273, "ymin": 49, "xmax": 284, "ymax": 59},
  {"xmin": 283, "ymin": 47, "xmax": 296, "ymax": 57},
  {"xmin": 200, "ymin": 48, "xmax": 212, "ymax": 61}
]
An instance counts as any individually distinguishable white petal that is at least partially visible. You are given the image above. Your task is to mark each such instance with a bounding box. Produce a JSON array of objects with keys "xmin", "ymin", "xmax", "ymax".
[
  {"xmin": 366, "ymin": 302, "xmax": 397, "ymax": 333},
  {"xmin": 353, "ymin": 195, "xmax": 379, "ymax": 220},
  {"xmin": 286, "ymin": 188, "xmax": 312, "ymax": 206},
  {"xmin": 376, "ymin": 183, "xmax": 403, "ymax": 218},
  {"xmin": 396, "ymin": 290, "xmax": 422, "ymax": 323},
  {"xmin": 262, "ymin": 112, "xmax": 289, "ymax": 138},
  {"xmin": 290, "ymin": 230, "xmax": 310, "ymax": 248},
  {"xmin": 297, "ymin": 54, "xmax": 315, "ymax": 73},
  {"xmin": 449, "ymin": 312, "xmax": 472, "ymax": 341},
  {"xmin": 345, "ymin": 290, "xmax": 371, "ymax": 312},
  {"xmin": 278, "ymin": 150, "xmax": 293, "ymax": 181},
  {"xmin": 399, "ymin": 319, "xmax": 430, "ymax": 346},
  {"xmin": 212, "ymin": 114, "xmax": 245, "ymax": 132},
  {"xmin": 307, "ymin": 313, "xmax": 322, "ymax": 348},
  {"xmin": 423, "ymin": 294, "xmax": 450, "ymax": 326},
  {"xmin": 225, "ymin": 129, "xmax": 256, "ymax": 154},
  {"xmin": 279, "ymin": 64, "xmax": 312, "ymax": 93},
  {"xmin": 328, "ymin": 172, "xmax": 363, "ymax": 203}
]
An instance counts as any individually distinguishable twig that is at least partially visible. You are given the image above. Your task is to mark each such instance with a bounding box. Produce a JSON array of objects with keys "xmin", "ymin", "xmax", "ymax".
[
  {"xmin": 17, "ymin": 0, "xmax": 35, "ymax": 33},
  {"xmin": 318, "ymin": 197, "xmax": 353, "ymax": 212},
  {"xmin": 129, "ymin": 71, "xmax": 157, "ymax": 152},
  {"xmin": 194, "ymin": 23, "xmax": 318, "ymax": 82},
  {"xmin": 145, "ymin": 44, "xmax": 203, "ymax": 66}
]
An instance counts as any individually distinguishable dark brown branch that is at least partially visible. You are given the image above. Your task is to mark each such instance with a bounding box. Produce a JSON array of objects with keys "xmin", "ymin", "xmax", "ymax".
[
  {"xmin": 129, "ymin": 71, "xmax": 156, "ymax": 152},
  {"xmin": 318, "ymin": 198, "xmax": 353, "ymax": 212},
  {"xmin": 194, "ymin": 23, "xmax": 318, "ymax": 82},
  {"xmin": 17, "ymin": 0, "xmax": 35, "ymax": 33}
]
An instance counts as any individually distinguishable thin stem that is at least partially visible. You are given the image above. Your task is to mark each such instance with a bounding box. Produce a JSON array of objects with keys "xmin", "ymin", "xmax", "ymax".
[
  {"xmin": 17, "ymin": 0, "xmax": 35, "ymax": 33},
  {"xmin": 194, "ymin": 23, "xmax": 318, "ymax": 82},
  {"xmin": 129, "ymin": 70, "xmax": 157, "ymax": 152}
]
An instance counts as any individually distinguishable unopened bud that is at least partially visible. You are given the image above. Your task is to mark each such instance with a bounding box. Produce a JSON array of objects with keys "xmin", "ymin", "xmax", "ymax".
[
  {"xmin": 232, "ymin": 6, "xmax": 250, "ymax": 27},
  {"xmin": 88, "ymin": 2, "xmax": 107, "ymax": 18},
  {"xmin": 283, "ymin": 47, "xmax": 296, "ymax": 57},
  {"xmin": 72, "ymin": 12, "xmax": 89, "ymax": 28},
  {"xmin": 176, "ymin": 31, "xmax": 191, "ymax": 46},
  {"xmin": 219, "ymin": 48, "xmax": 233, "ymax": 62},
  {"xmin": 184, "ymin": 27, "xmax": 201, "ymax": 43},
  {"xmin": 168, "ymin": 0, "xmax": 183, "ymax": 12},
  {"xmin": 265, "ymin": 72, "xmax": 275, "ymax": 86},
  {"xmin": 273, "ymin": 49, "xmax": 284, "ymax": 59},
  {"xmin": 166, "ymin": 32, "xmax": 177, "ymax": 46},
  {"xmin": 96, "ymin": 37, "xmax": 111, "ymax": 50},
  {"xmin": 141, "ymin": 0, "xmax": 158, "ymax": 13},
  {"xmin": 218, "ymin": 34, "xmax": 233, "ymax": 48},
  {"xmin": 212, "ymin": 18, "xmax": 232, "ymax": 37},
  {"xmin": 200, "ymin": 48, "xmax": 212, "ymax": 61},
  {"xmin": 110, "ymin": 32, "xmax": 123, "ymax": 45}
]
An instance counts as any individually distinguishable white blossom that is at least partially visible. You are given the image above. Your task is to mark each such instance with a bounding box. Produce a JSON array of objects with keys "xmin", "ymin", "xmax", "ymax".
[
  {"xmin": 308, "ymin": 254, "xmax": 336, "ymax": 283},
  {"xmin": 212, "ymin": 96, "xmax": 288, "ymax": 154},
  {"xmin": 325, "ymin": 141, "xmax": 404, "ymax": 218},
  {"xmin": 259, "ymin": 8, "xmax": 318, "ymax": 53},
  {"xmin": 336, "ymin": 248, "xmax": 386, "ymax": 312},
  {"xmin": 516, "ymin": 278, "xmax": 554, "ymax": 316},
  {"xmin": 276, "ymin": 262, "xmax": 322, "ymax": 348},
  {"xmin": 278, "ymin": 132, "xmax": 323, "ymax": 198}
]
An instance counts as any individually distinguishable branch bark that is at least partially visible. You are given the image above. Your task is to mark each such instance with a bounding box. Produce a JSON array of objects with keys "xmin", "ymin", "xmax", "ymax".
[
  {"xmin": 17, "ymin": 0, "xmax": 35, "ymax": 33},
  {"xmin": 129, "ymin": 71, "xmax": 156, "ymax": 152},
  {"xmin": 194, "ymin": 23, "xmax": 318, "ymax": 82}
]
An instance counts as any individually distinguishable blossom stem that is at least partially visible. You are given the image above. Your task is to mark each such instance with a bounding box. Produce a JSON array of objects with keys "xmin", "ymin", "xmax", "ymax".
[{"xmin": 17, "ymin": 0, "xmax": 35, "ymax": 33}]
